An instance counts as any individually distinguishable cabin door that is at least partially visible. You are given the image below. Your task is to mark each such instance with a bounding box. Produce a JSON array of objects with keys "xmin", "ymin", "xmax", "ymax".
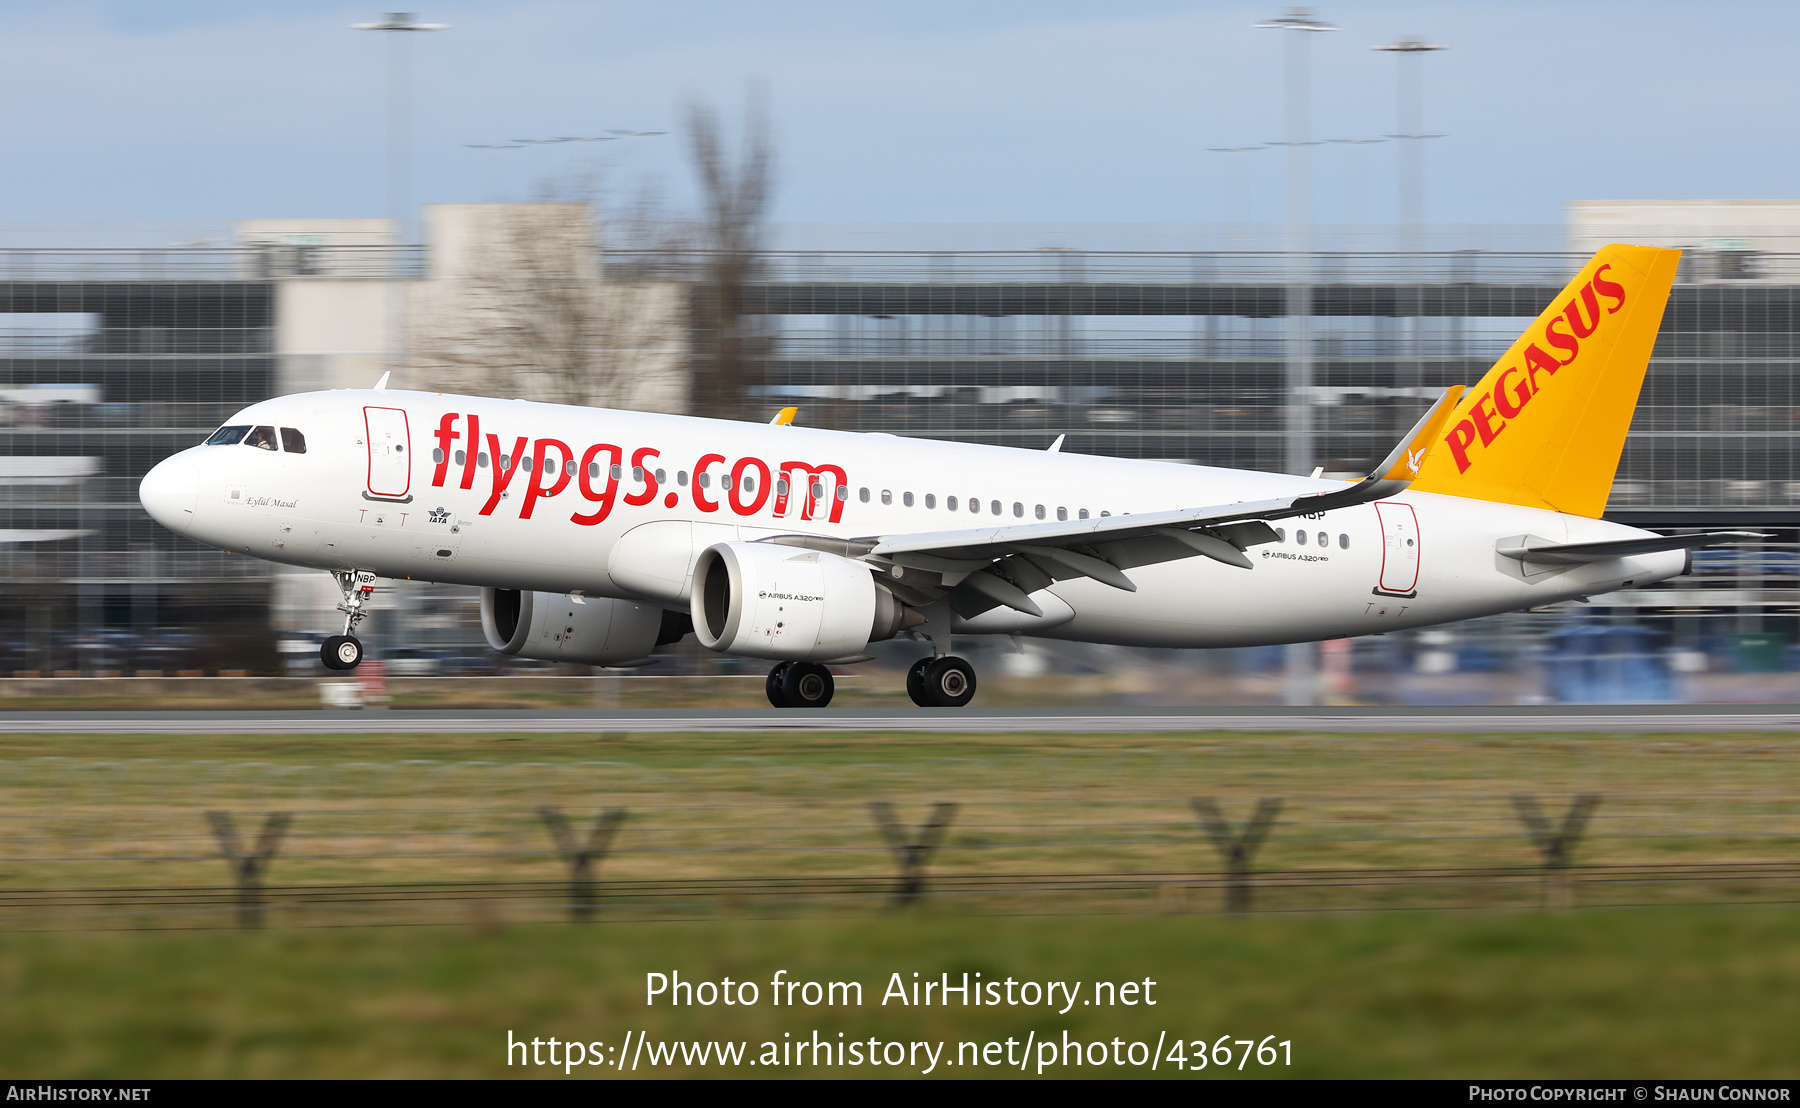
[
  {"xmin": 1374, "ymin": 501, "xmax": 1420, "ymax": 597},
  {"xmin": 364, "ymin": 406, "xmax": 412, "ymax": 501}
]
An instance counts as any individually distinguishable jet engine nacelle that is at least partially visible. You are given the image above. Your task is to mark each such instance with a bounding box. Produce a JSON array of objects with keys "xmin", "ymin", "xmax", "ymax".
[
  {"xmin": 480, "ymin": 588, "xmax": 689, "ymax": 668},
  {"xmin": 690, "ymin": 541, "xmax": 914, "ymax": 661}
]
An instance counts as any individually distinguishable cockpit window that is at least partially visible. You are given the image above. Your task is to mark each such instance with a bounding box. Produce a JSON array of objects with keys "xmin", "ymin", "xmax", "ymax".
[
  {"xmin": 244, "ymin": 426, "xmax": 278, "ymax": 451},
  {"xmin": 280, "ymin": 427, "xmax": 306, "ymax": 454},
  {"xmin": 206, "ymin": 425, "xmax": 250, "ymax": 445}
]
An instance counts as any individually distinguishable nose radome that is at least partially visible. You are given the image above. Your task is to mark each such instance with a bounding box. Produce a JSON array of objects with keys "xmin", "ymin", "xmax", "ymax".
[{"xmin": 139, "ymin": 455, "xmax": 200, "ymax": 534}]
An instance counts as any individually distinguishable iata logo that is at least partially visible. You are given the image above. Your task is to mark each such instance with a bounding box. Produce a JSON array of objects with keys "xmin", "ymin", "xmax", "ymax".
[{"xmin": 1443, "ymin": 263, "xmax": 1628, "ymax": 473}]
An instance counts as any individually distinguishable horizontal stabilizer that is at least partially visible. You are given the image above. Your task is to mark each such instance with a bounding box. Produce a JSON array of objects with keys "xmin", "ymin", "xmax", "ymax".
[{"xmin": 1496, "ymin": 531, "xmax": 1768, "ymax": 567}]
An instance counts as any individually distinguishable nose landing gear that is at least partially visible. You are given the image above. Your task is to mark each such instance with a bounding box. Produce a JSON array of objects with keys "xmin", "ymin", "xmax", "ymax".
[
  {"xmin": 765, "ymin": 661, "xmax": 835, "ymax": 708},
  {"xmin": 321, "ymin": 635, "xmax": 363, "ymax": 670},
  {"xmin": 322, "ymin": 570, "xmax": 375, "ymax": 671}
]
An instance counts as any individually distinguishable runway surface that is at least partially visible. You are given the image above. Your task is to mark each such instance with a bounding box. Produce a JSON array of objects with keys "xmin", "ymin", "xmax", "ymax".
[{"xmin": 2, "ymin": 705, "xmax": 1798, "ymax": 734}]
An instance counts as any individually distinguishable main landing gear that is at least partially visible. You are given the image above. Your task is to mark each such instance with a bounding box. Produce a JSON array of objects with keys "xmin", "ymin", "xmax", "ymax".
[
  {"xmin": 321, "ymin": 570, "xmax": 375, "ymax": 671},
  {"xmin": 766, "ymin": 661, "xmax": 835, "ymax": 708},
  {"xmin": 907, "ymin": 655, "xmax": 977, "ymax": 708},
  {"xmin": 763, "ymin": 655, "xmax": 979, "ymax": 709}
]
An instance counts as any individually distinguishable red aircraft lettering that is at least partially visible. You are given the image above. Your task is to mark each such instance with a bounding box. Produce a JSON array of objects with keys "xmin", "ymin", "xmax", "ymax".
[
  {"xmin": 570, "ymin": 443, "xmax": 623, "ymax": 526},
  {"xmin": 458, "ymin": 413, "xmax": 482, "ymax": 490},
  {"xmin": 776, "ymin": 461, "xmax": 848, "ymax": 523},
  {"xmin": 519, "ymin": 438, "xmax": 573, "ymax": 519},
  {"xmin": 690, "ymin": 453, "xmax": 725, "ymax": 513},
  {"xmin": 480, "ymin": 433, "xmax": 529, "ymax": 515},
  {"xmin": 432, "ymin": 413, "xmax": 459, "ymax": 487},
  {"xmin": 730, "ymin": 457, "xmax": 772, "ymax": 516},
  {"xmin": 623, "ymin": 447, "xmax": 661, "ymax": 507}
]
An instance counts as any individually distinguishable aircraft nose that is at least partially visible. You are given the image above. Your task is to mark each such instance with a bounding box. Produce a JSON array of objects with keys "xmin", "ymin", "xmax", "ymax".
[{"xmin": 139, "ymin": 455, "xmax": 199, "ymax": 534}]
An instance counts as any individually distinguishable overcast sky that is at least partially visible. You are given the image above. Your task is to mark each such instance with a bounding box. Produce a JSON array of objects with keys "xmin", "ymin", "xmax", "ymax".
[{"xmin": 0, "ymin": 1, "xmax": 1792, "ymax": 230}]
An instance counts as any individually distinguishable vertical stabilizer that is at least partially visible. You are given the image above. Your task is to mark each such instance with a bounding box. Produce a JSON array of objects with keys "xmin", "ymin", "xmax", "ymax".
[{"xmin": 1408, "ymin": 244, "xmax": 1679, "ymax": 517}]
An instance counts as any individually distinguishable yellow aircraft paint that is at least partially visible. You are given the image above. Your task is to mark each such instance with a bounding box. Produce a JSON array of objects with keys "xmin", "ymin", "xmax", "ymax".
[{"xmin": 1409, "ymin": 244, "xmax": 1680, "ymax": 518}]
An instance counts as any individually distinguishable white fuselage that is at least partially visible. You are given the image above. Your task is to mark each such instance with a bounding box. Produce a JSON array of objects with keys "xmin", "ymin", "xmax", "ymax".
[{"xmin": 139, "ymin": 389, "xmax": 1686, "ymax": 649}]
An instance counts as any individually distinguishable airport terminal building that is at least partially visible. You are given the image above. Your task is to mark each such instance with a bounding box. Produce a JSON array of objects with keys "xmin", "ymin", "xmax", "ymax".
[{"xmin": 4, "ymin": 202, "xmax": 1798, "ymax": 692}]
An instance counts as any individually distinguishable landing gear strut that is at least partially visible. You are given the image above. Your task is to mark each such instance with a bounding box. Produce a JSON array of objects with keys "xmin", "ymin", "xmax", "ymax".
[
  {"xmin": 321, "ymin": 570, "xmax": 374, "ymax": 671},
  {"xmin": 908, "ymin": 655, "xmax": 977, "ymax": 708},
  {"xmin": 765, "ymin": 661, "xmax": 835, "ymax": 708}
]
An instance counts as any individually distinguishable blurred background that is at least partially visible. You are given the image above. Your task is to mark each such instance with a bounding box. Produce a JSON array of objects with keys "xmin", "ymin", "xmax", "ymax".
[{"xmin": 2, "ymin": 1, "xmax": 1798, "ymax": 706}]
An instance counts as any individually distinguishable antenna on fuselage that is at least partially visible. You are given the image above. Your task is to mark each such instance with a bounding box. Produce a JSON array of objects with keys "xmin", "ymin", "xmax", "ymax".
[
  {"xmin": 373, "ymin": 372, "xmax": 391, "ymax": 390},
  {"xmin": 1047, "ymin": 434, "xmax": 1065, "ymax": 453}
]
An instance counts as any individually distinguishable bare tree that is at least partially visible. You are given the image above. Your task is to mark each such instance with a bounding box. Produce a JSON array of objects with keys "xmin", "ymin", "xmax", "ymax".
[
  {"xmin": 411, "ymin": 196, "xmax": 688, "ymax": 413},
  {"xmin": 684, "ymin": 87, "xmax": 776, "ymax": 420},
  {"xmin": 408, "ymin": 88, "xmax": 774, "ymax": 420}
]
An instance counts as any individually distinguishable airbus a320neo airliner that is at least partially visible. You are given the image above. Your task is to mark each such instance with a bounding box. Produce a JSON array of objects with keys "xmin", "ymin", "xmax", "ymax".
[{"xmin": 138, "ymin": 244, "xmax": 1757, "ymax": 708}]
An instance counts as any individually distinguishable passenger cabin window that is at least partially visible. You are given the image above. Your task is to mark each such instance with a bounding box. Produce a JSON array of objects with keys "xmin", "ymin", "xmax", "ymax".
[
  {"xmin": 924, "ymin": 494, "xmax": 935, "ymax": 508},
  {"xmin": 947, "ymin": 496, "xmax": 958, "ymax": 511},
  {"xmin": 244, "ymin": 425, "xmax": 278, "ymax": 451},
  {"xmin": 206, "ymin": 425, "xmax": 250, "ymax": 445},
  {"xmin": 1057, "ymin": 507, "xmax": 1067, "ymax": 521},
  {"xmin": 881, "ymin": 490, "xmax": 893, "ymax": 505},
  {"xmin": 903, "ymin": 491, "xmax": 914, "ymax": 507},
  {"xmin": 859, "ymin": 487, "xmax": 870, "ymax": 503},
  {"xmin": 280, "ymin": 427, "xmax": 306, "ymax": 454}
]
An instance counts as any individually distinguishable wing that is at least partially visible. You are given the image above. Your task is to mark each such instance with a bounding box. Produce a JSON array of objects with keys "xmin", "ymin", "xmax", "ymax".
[{"xmin": 838, "ymin": 387, "xmax": 1466, "ymax": 619}]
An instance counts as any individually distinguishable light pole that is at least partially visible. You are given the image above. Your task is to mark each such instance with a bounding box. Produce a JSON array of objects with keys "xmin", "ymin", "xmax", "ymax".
[
  {"xmin": 1257, "ymin": 7, "xmax": 1334, "ymax": 479},
  {"xmin": 1257, "ymin": 8, "xmax": 1334, "ymax": 708},
  {"xmin": 353, "ymin": 13, "xmax": 447, "ymax": 248},
  {"xmin": 1374, "ymin": 36, "xmax": 1445, "ymax": 458},
  {"xmin": 1374, "ymin": 36, "xmax": 1446, "ymax": 264}
]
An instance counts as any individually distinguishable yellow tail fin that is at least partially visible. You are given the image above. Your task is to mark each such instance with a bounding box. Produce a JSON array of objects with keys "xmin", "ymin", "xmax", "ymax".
[{"xmin": 1409, "ymin": 244, "xmax": 1680, "ymax": 518}]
